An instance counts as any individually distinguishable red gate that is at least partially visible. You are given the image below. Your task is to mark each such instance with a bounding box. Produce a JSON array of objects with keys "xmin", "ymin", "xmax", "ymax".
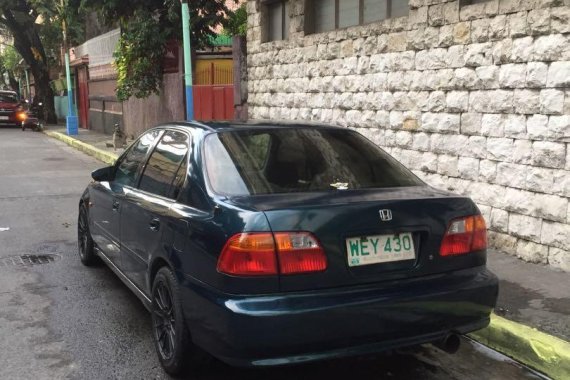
[
  {"xmin": 192, "ymin": 62, "xmax": 234, "ymax": 121},
  {"xmin": 193, "ymin": 85, "xmax": 234, "ymax": 121}
]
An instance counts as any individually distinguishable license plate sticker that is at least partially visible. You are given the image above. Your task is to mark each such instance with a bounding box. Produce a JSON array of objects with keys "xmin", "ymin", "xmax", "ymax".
[
  {"xmin": 0, "ymin": 116, "xmax": 9, "ymax": 120},
  {"xmin": 346, "ymin": 233, "xmax": 415, "ymax": 267}
]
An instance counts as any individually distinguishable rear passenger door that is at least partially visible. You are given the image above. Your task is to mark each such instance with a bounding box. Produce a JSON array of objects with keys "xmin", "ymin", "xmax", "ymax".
[
  {"xmin": 89, "ymin": 129, "xmax": 161, "ymax": 266},
  {"xmin": 120, "ymin": 130, "xmax": 190, "ymax": 292}
]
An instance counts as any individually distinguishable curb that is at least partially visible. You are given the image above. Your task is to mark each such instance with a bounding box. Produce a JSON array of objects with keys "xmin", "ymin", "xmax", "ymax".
[
  {"xmin": 44, "ymin": 130, "xmax": 118, "ymax": 165},
  {"xmin": 470, "ymin": 314, "xmax": 570, "ymax": 379}
]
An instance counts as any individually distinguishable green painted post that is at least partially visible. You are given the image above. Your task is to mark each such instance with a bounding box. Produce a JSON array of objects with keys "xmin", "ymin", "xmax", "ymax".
[
  {"xmin": 181, "ymin": 1, "xmax": 194, "ymax": 120},
  {"xmin": 24, "ymin": 70, "xmax": 30, "ymax": 101}
]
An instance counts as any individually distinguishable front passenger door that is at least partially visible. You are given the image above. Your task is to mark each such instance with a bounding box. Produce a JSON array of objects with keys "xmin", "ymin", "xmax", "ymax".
[{"xmin": 120, "ymin": 130, "xmax": 190, "ymax": 291}]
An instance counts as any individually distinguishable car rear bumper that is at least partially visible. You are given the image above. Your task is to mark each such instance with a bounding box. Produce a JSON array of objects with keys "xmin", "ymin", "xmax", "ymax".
[{"xmin": 178, "ymin": 266, "xmax": 498, "ymax": 367}]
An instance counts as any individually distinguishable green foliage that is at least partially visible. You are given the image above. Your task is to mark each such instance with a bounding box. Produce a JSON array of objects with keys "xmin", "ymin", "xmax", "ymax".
[
  {"xmin": 114, "ymin": 10, "xmax": 168, "ymax": 101},
  {"xmin": 83, "ymin": 0, "xmax": 238, "ymax": 100},
  {"xmin": 222, "ymin": 3, "xmax": 247, "ymax": 37},
  {"xmin": 1, "ymin": 46, "xmax": 22, "ymax": 73}
]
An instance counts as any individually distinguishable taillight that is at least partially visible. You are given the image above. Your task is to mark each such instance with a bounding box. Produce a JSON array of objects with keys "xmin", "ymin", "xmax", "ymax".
[
  {"xmin": 217, "ymin": 233, "xmax": 278, "ymax": 276},
  {"xmin": 217, "ymin": 232, "xmax": 327, "ymax": 276},
  {"xmin": 440, "ymin": 215, "xmax": 487, "ymax": 256},
  {"xmin": 275, "ymin": 232, "xmax": 327, "ymax": 275}
]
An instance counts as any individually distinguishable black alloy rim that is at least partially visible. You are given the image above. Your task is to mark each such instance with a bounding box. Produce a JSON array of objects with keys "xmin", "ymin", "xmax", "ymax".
[
  {"xmin": 78, "ymin": 208, "xmax": 88, "ymax": 259},
  {"xmin": 153, "ymin": 281, "xmax": 176, "ymax": 360}
]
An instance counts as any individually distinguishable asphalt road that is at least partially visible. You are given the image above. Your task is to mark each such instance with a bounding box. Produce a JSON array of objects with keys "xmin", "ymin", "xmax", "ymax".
[{"xmin": 0, "ymin": 127, "xmax": 549, "ymax": 380}]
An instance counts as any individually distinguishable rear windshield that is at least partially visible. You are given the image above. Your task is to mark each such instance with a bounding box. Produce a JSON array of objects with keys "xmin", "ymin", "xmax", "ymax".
[{"xmin": 204, "ymin": 128, "xmax": 423, "ymax": 196}]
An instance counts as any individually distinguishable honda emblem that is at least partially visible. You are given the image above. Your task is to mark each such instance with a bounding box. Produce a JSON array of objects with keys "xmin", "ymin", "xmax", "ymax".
[{"xmin": 379, "ymin": 209, "xmax": 392, "ymax": 222}]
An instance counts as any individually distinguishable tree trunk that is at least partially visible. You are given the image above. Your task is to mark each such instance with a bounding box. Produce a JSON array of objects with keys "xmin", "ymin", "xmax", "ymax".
[
  {"xmin": 7, "ymin": 72, "xmax": 19, "ymax": 93},
  {"xmin": 1, "ymin": 4, "xmax": 58, "ymax": 123}
]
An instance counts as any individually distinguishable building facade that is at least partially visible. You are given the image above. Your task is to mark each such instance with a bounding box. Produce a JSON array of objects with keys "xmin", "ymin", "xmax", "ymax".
[{"xmin": 245, "ymin": 0, "xmax": 570, "ymax": 271}]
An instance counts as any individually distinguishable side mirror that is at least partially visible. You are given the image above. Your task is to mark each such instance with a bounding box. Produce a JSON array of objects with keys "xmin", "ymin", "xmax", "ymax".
[{"xmin": 91, "ymin": 166, "xmax": 114, "ymax": 182}]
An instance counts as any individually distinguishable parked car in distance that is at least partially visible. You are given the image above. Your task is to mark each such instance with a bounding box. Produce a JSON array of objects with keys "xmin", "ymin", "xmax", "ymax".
[
  {"xmin": 78, "ymin": 121, "xmax": 498, "ymax": 376},
  {"xmin": 0, "ymin": 91, "xmax": 26, "ymax": 127}
]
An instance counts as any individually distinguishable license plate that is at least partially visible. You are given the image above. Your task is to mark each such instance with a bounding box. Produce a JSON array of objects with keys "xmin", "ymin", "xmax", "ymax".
[
  {"xmin": 346, "ymin": 232, "xmax": 415, "ymax": 267},
  {"xmin": 0, "ymin": 116, "xmax": 9, "ymax": 120}
]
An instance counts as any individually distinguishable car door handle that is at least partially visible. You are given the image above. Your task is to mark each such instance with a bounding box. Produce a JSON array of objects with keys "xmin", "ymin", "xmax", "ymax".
[
  {"xmin": 149, "ymin": 218, "xmax": 160, "ymax": 232},
  {"xmin": 112, "ymin": 200, "xmax": 120, "ymax": 211}
]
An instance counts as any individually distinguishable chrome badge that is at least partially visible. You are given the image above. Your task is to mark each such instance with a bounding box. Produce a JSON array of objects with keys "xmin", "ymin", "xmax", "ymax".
[{"xmin": 379, "ymin": 209, "xmax": 392, "ymax": 222}]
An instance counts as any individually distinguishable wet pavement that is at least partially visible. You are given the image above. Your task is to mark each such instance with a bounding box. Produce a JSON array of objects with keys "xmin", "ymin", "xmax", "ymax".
[{"xmin": 0, "ymin": 127, "xmax": 550, "ymax": 379}]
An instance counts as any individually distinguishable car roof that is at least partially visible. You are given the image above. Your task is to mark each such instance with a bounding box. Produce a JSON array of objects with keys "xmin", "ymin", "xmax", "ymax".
[{"xmin": 155, "ymin": 120, "xmax": 345, "ymax": 132}]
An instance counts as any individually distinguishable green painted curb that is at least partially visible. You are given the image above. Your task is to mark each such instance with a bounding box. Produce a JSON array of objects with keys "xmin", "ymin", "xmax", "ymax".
[
  {"xmin": 44, "ymin": 130, "xmax": 118, "ymax": 165},
  {"xmin": 470, "ymin": 314, "xmax": 570, "ymax": 379}
]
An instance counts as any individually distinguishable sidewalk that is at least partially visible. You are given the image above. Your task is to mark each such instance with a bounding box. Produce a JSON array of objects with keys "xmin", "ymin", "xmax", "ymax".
[
  {"xmin": 43, "ymin": 126, "xmax": 570, "ymax": 379},
  {"xmin": 43, "ymin": 125, "xmax": 128, "ymax": 165}
]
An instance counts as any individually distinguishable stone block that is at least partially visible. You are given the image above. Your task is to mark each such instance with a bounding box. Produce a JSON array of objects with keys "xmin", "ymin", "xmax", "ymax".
[
  {"xmin": 511, "ymin": 37, "xmax": 534, "ymax": 63},
  {"xmin": 526, "ymin": 166, "xmax": 555, "ymax": 193},
  {"xmin": 490, "ymin": 14, "xmax": 508, "ymax": 40},
  {"xmin": 532, "ymin": 141, "xmax": 566, "ymax": 168},
  {"xmin": 457, "ymin": 156, "xmax": 480, "ymax": 180},
  {"xmin": 487, "ymin": 137, "xmax": 514, "ymax": 161},
  {"xmin": 461, "ymin": 113, "xmax": 482, "ymax": 135},
  {"xmin": 509, "ymin": 213, "xmax": 542, "ymax": 242},
  {"xmin": 534, "ymin": 193, "xmax": 568, "ymax": 222},
  {"xmin": 503, "ymin": 114, "xmax": 527, "ymax": 138},
  {"xmin": 541, "ymin": 221, "xmax": 570, "ymax": 249},
  {"xmin": 427, "ymin": 91, "xmax": 446, "ymax": 112},
  {"xmin": 498, "ymin": 63, "xmax": 527, "ymax": 88},
  {"xmin": 446, "ymin": 91, "xmax": 469, "ymax": 112},
  {"xmin": 422, "ymin": 112, "xmax": 461, "ymax": 133},
  {"xmin": 516, "ymin": 239, "xmax": 549, "ymax": 263},
  {"xmin": 508, "ymin": 12, "xmax": 528, "ymax": 38},
  {"xmin": 547, "ymin": 61, "xmax": 570, "ymax": 88},
  {"xmin": 471, "ymin": 18, "xmax": 490, "ymax": 43},
  {"xmin": 540, "ymin": 89, "xmax": 565, "ymax": 114},
  {"xmin": 475, "ymin": 65, "xmax": 499, "ymax": 88},
  {"xmin": 479, "ymin": 159, "xmax": 497, "ymax": 182},
  {"xmin": 527, "ymin": 9, "xmax": 551, "ymax": 36},
  {"xmin": 533, "ymin": 34, "xmax": 568, "ymax": 62},
  {"xmin": 513, "ymin": 89, "xmax": 540, "ymax": 114},
  {"xmin": 490, "ymin": 208, "xmax": 509, "ymax": 233},
  {"xmin": 547, "ymin": 115, "xmax": 570, "ymax": 141},
  {"xmin": 526, "ymin": 62, "xmax": 548, "ymax": 88},
  {"xmin": 496, "ymin": 162, "xmax": 526, "ymax": 188},
  {"xmin": 512, "ymin": 139, "xmax": 533, "ymax": 164},
  {"xmin": 470, "ymin": 90, "xmax": 513, "ymax": 113},
  {"xmin": 526, "ymin": 114, "xmax": 549, "ymax": 140},
  {"xmin": 548, "ymin": 247, "xmax": 570, "ymax": 272},
  {"xmin": 551, "ymin": 7, "xmax": 570, "ymax": 34},
  {"xmin": 481, "ymin": 113, "xmax": 505, "ymax": 137}
]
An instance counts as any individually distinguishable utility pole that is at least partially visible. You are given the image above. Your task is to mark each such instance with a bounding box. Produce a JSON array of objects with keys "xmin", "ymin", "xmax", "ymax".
[
  {"xmin": 62, "ymin": 0, "xmax": 78, "ymax": 135},
  {"xmin": 181, "ymin": 0, "xmax": 194, "ymax": 121},
  {"xmin": 24, "ymin": 69, "xmax": 30, "ymax": 100}
]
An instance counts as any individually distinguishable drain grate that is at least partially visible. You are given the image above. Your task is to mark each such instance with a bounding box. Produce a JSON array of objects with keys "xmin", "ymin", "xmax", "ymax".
[{"xmin": 0, "ymin": 254, "xmax": 61, "ymax": 267}]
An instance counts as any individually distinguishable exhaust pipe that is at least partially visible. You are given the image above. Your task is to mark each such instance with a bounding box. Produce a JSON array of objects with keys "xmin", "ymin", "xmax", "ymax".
[{"xmin": 434, "ymin": 334, "xmax": 461, "ymax": 354}]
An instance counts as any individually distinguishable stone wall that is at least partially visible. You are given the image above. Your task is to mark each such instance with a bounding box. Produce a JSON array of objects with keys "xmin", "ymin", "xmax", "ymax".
[{"xmin": 245, "ymin": 0, "xmax": 570, "ymax": 271}]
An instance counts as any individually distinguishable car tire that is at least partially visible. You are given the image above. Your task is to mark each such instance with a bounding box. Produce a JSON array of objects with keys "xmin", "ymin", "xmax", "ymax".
[
  {"xmin": 78, "ymin": 204, "xmax": 98, "ymax": 266},
  {"xmin": 151, "ymin": 267, "xmax": 210, "ymax": 377}
]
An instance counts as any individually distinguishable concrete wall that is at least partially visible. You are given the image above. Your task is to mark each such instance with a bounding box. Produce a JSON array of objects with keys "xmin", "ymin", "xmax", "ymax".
[
  {"xmin": 122, "ymin": 72, "xmax": 185, "ymax": 138},
  {"xmin": 246, "ymin": 0, "xmax": 570, "ymax": 271}
]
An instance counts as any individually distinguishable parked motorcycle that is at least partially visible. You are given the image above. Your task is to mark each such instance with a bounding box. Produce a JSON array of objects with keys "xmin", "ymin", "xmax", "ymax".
[{"xmin": 21, "ymin": 101, "xmax": 43, "ymax": 132}]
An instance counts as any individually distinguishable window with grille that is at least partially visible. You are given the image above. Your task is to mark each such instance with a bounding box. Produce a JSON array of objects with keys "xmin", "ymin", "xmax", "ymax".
[{"xmin": 307, "ymin": 0, "xmax": 409, "ymax": 34}]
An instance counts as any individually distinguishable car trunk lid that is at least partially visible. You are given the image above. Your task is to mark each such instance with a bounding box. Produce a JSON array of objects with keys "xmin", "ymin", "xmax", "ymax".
[{"xmin": 227, "ymin": 186, "xmax": 484, "ymax": 292}]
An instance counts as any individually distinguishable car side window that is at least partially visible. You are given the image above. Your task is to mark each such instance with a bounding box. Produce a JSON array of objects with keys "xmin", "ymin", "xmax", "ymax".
[
  {"xmin": 114, "ymin": 130, "xmax": 161, "ymax": 187},
  {"xmin": 138, "ymin": 131, "xmax": 189, "ymax": 198}
]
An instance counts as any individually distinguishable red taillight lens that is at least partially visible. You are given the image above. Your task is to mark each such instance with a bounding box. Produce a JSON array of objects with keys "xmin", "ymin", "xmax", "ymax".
[
  {"xmin": 440, "ymin": 215, "xmax": 487, "ymax": 256},
  {"xmin": 217, "ymin": 233, "xmax": 278, "ymax": 276},
  {"xmin": 275, "ymin": 232, "xmax": 327, "ymax": 275},
  {"xmin": 217, "ymin": 232, "xmax": 327, "ymax": 276}
]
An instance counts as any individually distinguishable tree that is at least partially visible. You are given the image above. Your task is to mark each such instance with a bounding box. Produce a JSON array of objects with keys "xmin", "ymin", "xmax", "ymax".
[
  {"xmin": 0, "ymin": 0, "xmax": 83, "ymax": 123},
  {"xmin": 222, "ymin": 3, "xmax": 247, "ymax": 37},
  {"xmin": 82, "ymin": 0, "xmax": 238, "ymax": 101},
  {"xmin": 0, "ymin": 45, "xmax": 21, "ymax": 92}
]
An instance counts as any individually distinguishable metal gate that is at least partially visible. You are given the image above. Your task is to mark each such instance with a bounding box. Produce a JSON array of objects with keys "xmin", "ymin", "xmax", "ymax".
[{"xmin": 193, "ymin": 61, "xmax": 235, "ymax": 121}]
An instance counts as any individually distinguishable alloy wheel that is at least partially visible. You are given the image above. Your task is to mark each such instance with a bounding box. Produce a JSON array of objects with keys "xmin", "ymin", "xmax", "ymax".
[{"xmin": 153, "ymin": 281, "xmax": 176, "ymax": 361}]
